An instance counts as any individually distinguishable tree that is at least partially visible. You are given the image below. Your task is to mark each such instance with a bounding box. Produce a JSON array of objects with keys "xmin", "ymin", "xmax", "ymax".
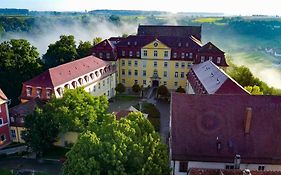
[
  {"xmin": 0, "ymin": 39, "xmax": 44, "ymax": 106},
  {"xmin": 93, "ymin": 37, "xmax": 102, "ymax": 46},
  {"xmin": 176, "ymin": 86, "xmax": 186, "ymax": 93},
  {"xmin": 157, "ymin": 85, "xmax": 169, "ymax": 98},
  {"xmin": 245, "ymin": 85, "xmax": 263, "ymax": 95},
  {"xmin": 132, "ymin": 83, "xmax": 141, "ymax": 94},
  {"xmin": 43, "ymin": 35, "xmax": 78, "ymax": 68},
  {"xmin": 22, "ymin": 108, "xmax": 59, "ymax": 156},
  {"xmin": 45, "ymin": 88, "xmax": 108, "ymax": 133},
  {"xmin": 115, "ymin": 83, "xmax": 125, "ymax": 94},
  {"xmin": 63, "ymin": 112, "xmax": 169, "ymax": 175},
  {"xmin": 77, "ymin": 41, "xmax": 92, "ymax": 58}
]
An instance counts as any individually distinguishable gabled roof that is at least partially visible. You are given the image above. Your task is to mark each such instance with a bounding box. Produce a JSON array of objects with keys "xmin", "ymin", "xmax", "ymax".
[
  {"xmin": 10, "ymin": 97, "xmax": 44, "ymax": 117},
  {"xmin": 198, "ymin": 42, "xmax": 224, "ymax": 54},
  {"xmin": 171, "ymin": 93, "xmax": 281, "ymax": 164},
  {"xmin": 93, "ymin": 39, "xmax": 115, "ymax": 50},
  {"xmin": 0, "ymin": 88, "xmax": 8, "ymax": 100},
  {"xmin": 189, "ymin": 60, "xmax": 249, "ymax": 94},
  {"xmin": 24, "ymin": 56, "xmax": 110, "ymax": 88},
  {"xmin": 189, "ymin": 168, "xmax": 281, "ymax": 175},
  {"xmin": 137, "ymin": 25, "xmax": 202, "ymax": 41}
]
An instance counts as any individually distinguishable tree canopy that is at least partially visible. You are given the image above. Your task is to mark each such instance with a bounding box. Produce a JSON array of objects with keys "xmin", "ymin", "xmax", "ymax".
[
  {"xmin": 77, "ymin": 41, "xmax": 92, "ymax": 58},
  {"xmin": 115, "ymin": 83, "xmax": 126, "ymax": 94},
  {"xmin": 244, "ymin": 85, "xmax": 263, "ymax": 95},
  {"xmin": 93, "ymin": 37, "xmax": 102, "ymax": 46},
  {"xmin": 157, "ymin": 85, "xmax": 169, "ymax": 98},
  {"xmin": 0, "ymin": 39, "xmax": 43, "ymax": 105},
  {"xmin": 63, "ymin": 112, "xmax": 169, "ymax": 175},
  {"xmin": 22, "ymin": 108, "xmax": 59, "ymax": 156},
  {"xmin": 132, "ymin": 83, "xmax": 141, "ymax": 94},
  {"xmin": 43, "ymin": 35, "xmax": 78, "ymax": 68},
  {"xmin": 176, "ymin": 86, "xmax": 186, "ymax": 93}
]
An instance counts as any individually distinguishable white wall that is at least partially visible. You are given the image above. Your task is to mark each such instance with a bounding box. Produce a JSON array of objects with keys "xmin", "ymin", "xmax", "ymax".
[{"xmin": 186, "ymin": 82, "xmax": 195, "ymax": 94}]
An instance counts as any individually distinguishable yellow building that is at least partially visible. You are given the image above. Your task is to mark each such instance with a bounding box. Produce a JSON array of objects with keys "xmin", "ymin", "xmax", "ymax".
[{"xmin": 92, "ymin": 25, "xmax": 228, "ymax": 91}]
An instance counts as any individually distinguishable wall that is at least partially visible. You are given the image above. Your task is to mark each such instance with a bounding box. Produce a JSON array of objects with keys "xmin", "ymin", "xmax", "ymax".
[
  {"xmin": 10, "ymin": 126, "xmax": 25, "ymax": 143},
  {"xmin": 54, "ymin": 132, "xmax": 79, "ymax": 147}
]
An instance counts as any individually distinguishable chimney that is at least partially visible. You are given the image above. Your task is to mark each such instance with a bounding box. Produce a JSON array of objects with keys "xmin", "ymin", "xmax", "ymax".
[
  {"xmin": 234, "ymin": 154, "xmax": 241, "ymax": 169},
  {"xmin": 244, "ymin": 107, "xmax": 252, "ymax": 134}
]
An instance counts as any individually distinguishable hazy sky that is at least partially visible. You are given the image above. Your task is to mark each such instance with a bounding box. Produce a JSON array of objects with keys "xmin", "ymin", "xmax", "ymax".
[{"xmin": 0, "ymin": 0, "xmax": 280, "ymax": 15}]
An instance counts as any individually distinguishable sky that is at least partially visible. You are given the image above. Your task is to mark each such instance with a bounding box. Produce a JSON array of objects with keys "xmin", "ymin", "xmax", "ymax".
[{"xmin": 0, "ymin": 0, "xmax": 281, "ymax": 16}]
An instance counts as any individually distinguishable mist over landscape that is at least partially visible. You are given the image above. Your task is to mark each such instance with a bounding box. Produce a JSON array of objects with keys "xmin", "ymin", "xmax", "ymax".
[{"xmin": 1, "ymin": 11, "xmax": 281, "ymax": 88}]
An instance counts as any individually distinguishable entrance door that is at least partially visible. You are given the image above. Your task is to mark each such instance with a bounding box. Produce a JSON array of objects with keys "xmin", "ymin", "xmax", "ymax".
[{"xmin": 152, "ymin": 80, "xmax": 159, "ymax": 87}]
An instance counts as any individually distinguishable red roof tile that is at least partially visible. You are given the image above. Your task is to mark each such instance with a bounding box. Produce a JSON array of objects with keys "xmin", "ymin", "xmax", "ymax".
[
  {"xmin": 171, "ymin": 93, "xmax": 281, "ymax": 164},
  {"xmin": 24, "ymin": 56, "xmax": 110, "ymax": 88}
]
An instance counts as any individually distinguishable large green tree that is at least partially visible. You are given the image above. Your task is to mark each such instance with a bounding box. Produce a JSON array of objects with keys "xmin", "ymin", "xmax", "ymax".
[
  {"xmin": 22, "ymin": 108, "xmax": 59, "ymax": 156},
  {"xmin": 63, "ymin": 112, "xmax": 169, "ymax": 175},
  {"xmin": 0, "ymin": 39, "xmax": 43, "ymax": 105},
  {"xmin": 77, "ymin": 41, "xmax": 92, "ymax": 58},
  {"xmin": 43, "ymin": 35, "xmax": 78, "ymax": 68},
  {"xmin": 46, "ymin": 87, "xmax": 108, "ymax": 133},
  {"xmin": 157, "ymin": 85, "xmax": 169, "ymax": 98}
]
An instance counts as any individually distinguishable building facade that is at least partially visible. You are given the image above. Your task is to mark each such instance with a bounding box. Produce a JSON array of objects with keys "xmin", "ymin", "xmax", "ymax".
[
  {"xmin": 20, "ymin": 55, "xmax": 117, "ymax": 102},
  {"xmin": 92, "ymin": 25, "xmax": 228, "ymax": 90},
  {"xmin": 170, "ymin": 93, "xmax": 281, "ymax": 175},
  {"xmin": 0, "ymin": 89, "xmax": 10, "ymax": 148}
]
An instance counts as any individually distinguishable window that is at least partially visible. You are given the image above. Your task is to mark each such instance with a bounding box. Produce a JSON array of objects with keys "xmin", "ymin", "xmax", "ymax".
[
  {"xmin": 173, "ymin": 52, "xmax": 177, "ymax": 58},
  {"xmin": 103, "ymin": 80, "xmax": 105, "ymax": 86},
  {"xmin": 154, "ymin": 50, "xmax": 158, "ymax": 57},
  {"xmin": 164, "ymin": 51, "xmax": 169, "ymax": 57},
  {"xmin": 122, "ymin": 50, "xmax": 125, "ymax": 57},
  {"xmin": 106, "ymin": 53, "xmax": 110, "ymax": 59},
  {"xmin": 217, "ymin": 57, "xmax": 221, "ymax": 63},
  {"xmin": 164, "ymin": 62, "xmax": 168, "ymax": 68},
  {"xmin": 143, "ymin": 50, "xmax": 147, "ymax": 56},
  {"xmin": 142, "ymin": 61, "xmax": 147, "ymax": 68},
  {"xmin": 154, "ymin": 61, "xmax": 157, "ymax": 67},
  {"xmin": 175, "ymin": 62, "xmax": 179, "ymax": 68},
  {"xmin": 181, "ymin": 52, "xmax": 185, "ymax": 58},
  {"xmin": 134, "ymin": 41, "xmax": 137, "ymax": 46},
  {"xmin": 122, "ymin": 69, "xmax": 125, "ymax": 75},
  {"xmin": 181, "ymin": 72, "xmax": 185, "ymax": 78},
  {"xmin": 36, "ymin": 88, "xmax": 42, "ymax": 97},
  {"xmin": 225, "ymin": 165, "xmax": 234, "ymax": 169},
  {"xmin": 163, "ymin": 71, "xmax": 167, "ymax": 77},
  {"xmin": 185, "ymin": 53, "xmax": 189, "ymax": 57},
  {"xmin": 143, "ymin": 80, "xmax": 146, "ymax": 85},
  {"xmin": 134, "ymin": 60, "xmax": 138, "ymax": 67},
  {"xmin": 174, "ymin": 82, "xmax": 178, "ymax": 86},
  {"xmin": 84, "ymin": 76, "xmax": 89, "ymax": 82},
  {"xmin": 122, "ymin": 79, "xmax": 125, "ymax": 84},
  {"xmin": 128, "ymin": 41, "xmax": 130, "ymax": 45},
  {"xmin": 26, "ymin": 87, "xmax": 32, "ymax": 96},
  {"xmin": 178, "ymin": 42, "xmax": 182, "ymax": 47},
  {"xmin": 181, "ymin": 62, "xmax": 185, "ymax": 68},
  {"xmin": 142, "ymin": 70, "xmax": 146, "ymax": 76},
  {"xmin": 187, "ymin": 62, "xmax": 192, "ymax": 68},
  {"xmin": 122, "ymin": 60, "xmax": 125, "ymax": 66},
  {"xmin": 11, "ymin": 130, "xmax": 16, "ymax": 138},
  {"xmin": 134, "ymin": 80, "xmax": 138, "ymax": 84},
  {"xmin": 99, "ymin": 52, "xmax": 103, "ymax": 58},
  {"xmin": 179, "ymin": 161, "xmax": 187, "ymax": 172},
  {"xmin": 128, "ymin": 60, "xmax": 132, "ymax": 66},
  {"xmin": 201, "ymin": 56, "xmax": 205, "ymax": 63},
  {"xmin": 10, "ymin": 117, "xmax": 14, "ymax": 123},
  {"xmin": 129, "ymin": 51, "xmax": 133, "ymax": 57},
  {"xmin": 163, "ymin": 81, "xmax": 167, "ymax": 86},
  {"xmin": 46, "ymin": 89, "xmax": 51, "ymax": 99},
  {"xmin": 134, "ymin": 70, "xmax": 138, "ymax": 76},
  {"xmin": 78, "ymin": 78, "xmax": 83, "ymax": 85},
  {"xmin": 128, "ymin": 70, "xmax": 132, "ymax": 76},
  {"xmin": 98, "ymin": 83, "xmax": 100, "ymax": 89},
  {"xmin": 175, "ymin": 72, "xmax": 178, "ymax": 78},
  {"xmin": 93, "ymin": 86, "xmax": 96, "ymax": 92},
  {"xmin": 209, "ymin": 56, "xmax": 213, "ymax": 61},
  {"xmin": 258, "ymin": 166, "xmax": 265, "ymax": 171},
  {"xmin": 0, "ymin": 118, "xmax": 3, "ymax": 125},
  {"xmin": 57, "ymin": 88, "xmax": 63, "ymax": 96},
  {"xmin": 185, "ymin": 42, "xmax": 189, "ymax": 47},
  {"xmin": 0, "ymin": 134, "xmax": 6, "ymax": 142},
  {"xmin": 189, "ymin": 53, "xmax": 193, "ymax": 58},
  {"xmin": 136, "ymin": 51, "xmax": 140, "ymax": 57}
]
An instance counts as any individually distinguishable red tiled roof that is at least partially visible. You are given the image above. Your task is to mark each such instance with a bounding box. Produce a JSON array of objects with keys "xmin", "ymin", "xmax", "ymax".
[
  {"xmin": 199, "ymin": 42, "xmax": 224, "ymax": 54},
  {"xmin": 0, "ymin": 88, "xmax": 8, "ymax": 100},
  {"xmin": 171, "ymin": 93, "xmax": 281, "ymax": 164},
  {"xmin": 24, "ymin": 56, "xmax": 110, "ymax": 88}
]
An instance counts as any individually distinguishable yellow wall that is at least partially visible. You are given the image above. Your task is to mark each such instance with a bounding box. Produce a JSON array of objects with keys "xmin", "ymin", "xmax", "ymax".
[
  {"xmin": 118, "ymin": 39, "xmax": 192, "ymax": 90},
  {"xmin": 54, "ymin": 132, "xmax": 79, "ymax": 147},
  {"xmin": 10, "ymin": 126, "xmax": 25, "ymax": 143}
]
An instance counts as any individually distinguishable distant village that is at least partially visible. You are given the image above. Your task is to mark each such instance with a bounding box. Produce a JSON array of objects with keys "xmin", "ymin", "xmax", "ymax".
[{"xmin": 1, "ymin": 25, "xmax": 281, "ymax": 175}]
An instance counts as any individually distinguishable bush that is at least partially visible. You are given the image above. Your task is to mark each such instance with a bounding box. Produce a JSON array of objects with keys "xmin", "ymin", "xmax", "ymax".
[
  {"xmin": 132, "ymin": 83, "xmax": 141, "ymax": 94},
  {"xmin": 176, "ymin": 86, "xmax": 186, "ymax": 93},
  {"xmin": 115, "ymin": 83, "xmax": 125, "ymax": 94}
]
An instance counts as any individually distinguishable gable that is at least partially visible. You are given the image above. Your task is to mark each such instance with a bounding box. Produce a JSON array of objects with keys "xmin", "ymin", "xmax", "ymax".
[{"xmin": 142, "ymin": 39, "xmax": 170, "ymax": 50}]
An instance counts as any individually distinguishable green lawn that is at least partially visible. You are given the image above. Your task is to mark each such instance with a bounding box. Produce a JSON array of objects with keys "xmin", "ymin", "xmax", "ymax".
[
  {"xmin": 42, "ymin": 146, "xmax": 70, "ymax": 159},
  {"xmin": 115, "ymin": 94, "xmax": 138, "ymax": 101}
]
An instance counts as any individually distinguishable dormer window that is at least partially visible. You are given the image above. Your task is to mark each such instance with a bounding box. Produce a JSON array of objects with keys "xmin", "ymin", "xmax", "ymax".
[
  {"xmin": 189, "ymin": 53, "xmax": 193, "ymax": 58},
  {"xmin": 128, "ymin": 41, "xmax": 130, "ymax": 46},
  {"xmin": 57, "ymin": 87, "xmax": 63, "ymax": 96},
  {"xmin": 36, "ymin": 88, "xmax": 42, "ymax": 97},
  {"xmin": 95, "ymin": 71, "xmax": 99, "ymax": 77},
  {"xmin": 178, "ymin": 42, "xmax": 182, "ymax": 47},
  {"xmin": 90, "ymin": 73, "xmax": 94, "ymax": 79},
  {"xmin": 46, "ymin": 89, "xmax": 52, "ymax": 99},
  {"xmin": 72, "ymin": 81, "xmax": 77, "ymax": 88},
  {"xmin": 26, "ymin": 87, "xmax": 32, "ymax": 96},
  {"xmin": 201, "ymin": 56, "xmax": 205, "ymax": 63},
  {"xmin": 99, "ymin": 52, "xmax": 103, "ymax": 58},
  {"xmin": 173, "ymin": 52, "xmax": 177, "ymax": 59},
  {"xmin": 106, "ymin": 53, "xmax": 110, "ymax": 59},
  {"xmin": 100, "ymin": 69, "xmax": 103, "ymax": 75},
  {"xmin": 84, "ymin": 76, "xmax": 89, "ymax": 82},
  {"xmin": 129, "ymin": 51, "xmax": 133, "ymax": 57},
  {"xmin": 136, "ymin": 51, "xmax": 140, "ymax": 57},
  {"xmin": 217, "ymin": 57, "xmax": 221, "ymax": 63},
  {"xmin": 185, "ymin": 42, "xmax": 189, "ymax": 47},
  {"xmin": 181, "ymin": 53, "xmax": 185, "ymax": 59},
  {"xmin": 122, "ymin": 50, "xmax": 125, "ymax": 57},
  {"xmin": 209, "ymin": 56, "xmax": 213, "ymax": 61},
  {"xmin": 64, "ymin": 84, "xmax": 70, "ymax": 89},
  {"xmin": 78, "ymin": 78, "xmax": 83, "ymax": 85},
  {"xmin": 134, "ymin": 41, "xmax": 137, "ymax": 46}
]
